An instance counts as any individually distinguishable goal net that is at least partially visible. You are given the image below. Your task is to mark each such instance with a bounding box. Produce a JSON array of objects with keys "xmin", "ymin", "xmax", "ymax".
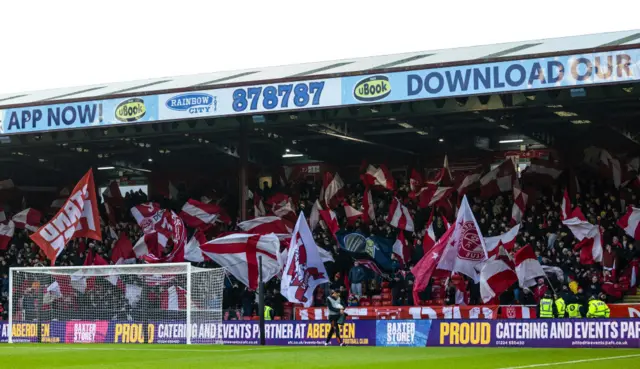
[{"xmin": 8, "ymin": 263, "xmax": 225, "ymax": 344}]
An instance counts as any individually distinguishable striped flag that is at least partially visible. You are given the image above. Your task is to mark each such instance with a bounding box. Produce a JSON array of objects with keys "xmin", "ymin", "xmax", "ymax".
[{"xmin": 387, "ymin": 198, "xmax": 414, "ymax": 232}]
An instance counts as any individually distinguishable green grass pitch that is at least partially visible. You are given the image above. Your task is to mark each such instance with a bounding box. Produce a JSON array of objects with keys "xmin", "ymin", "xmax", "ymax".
[{"xmin": 0, "ymin": 345, "xmax": 639, "ymax": 369}]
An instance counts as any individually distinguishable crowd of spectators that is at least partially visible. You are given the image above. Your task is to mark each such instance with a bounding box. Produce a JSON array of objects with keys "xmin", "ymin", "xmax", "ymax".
[{"xmin": 1, "ymin": 167, "xmax": 640, "ymax": 321}]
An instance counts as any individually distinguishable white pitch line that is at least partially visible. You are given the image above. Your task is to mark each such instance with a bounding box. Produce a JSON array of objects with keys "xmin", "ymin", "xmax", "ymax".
[
  {"xmin": 496, "ymin": 354, "xmax": 640, "ymax": 369},
  {"xmin": 0, "ymin": 346, "xmax": 287, "ymax": 353}
]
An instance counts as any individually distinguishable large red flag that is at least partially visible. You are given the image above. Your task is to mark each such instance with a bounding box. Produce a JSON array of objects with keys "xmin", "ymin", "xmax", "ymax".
[
  {"xmin": 411, "ymin": 224, "xmax": 455, "ymax": 303},
  {"xmin": 31, "ymin": 169, "xmax": 101, "ymax": 265}
]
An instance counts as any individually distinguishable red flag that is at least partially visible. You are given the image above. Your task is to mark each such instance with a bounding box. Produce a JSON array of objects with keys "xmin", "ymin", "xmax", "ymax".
[
  {"xmin": 319, "ymin": 209, "xmax": 339, "ymax": 237},
  {"xmin": 102, "ymin": 180, "xmax": 123, "ymax": 207},
  {"xmin": 412, "ymin": 223, "xmax": 456, "ymax": 303},
  {"xmin": 111, "ymin": 232, "xmax": 135, "ymax": 264},
  {"xmin": 410, "ymin": 169, "xmax": 423, "ymax": 193},
  {"xmin": 31, "ymin": 169, "xmax": 101, "ymax": 265}
]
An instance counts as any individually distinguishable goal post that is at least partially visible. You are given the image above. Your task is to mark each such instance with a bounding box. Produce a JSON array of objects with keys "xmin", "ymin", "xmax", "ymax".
[{"xmin": 8, "ymin": 263, "xmax": 225, "ymax": 344}]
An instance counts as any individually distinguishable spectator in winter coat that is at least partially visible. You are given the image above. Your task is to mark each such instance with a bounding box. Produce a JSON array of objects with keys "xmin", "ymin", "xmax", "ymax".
[{"xmin": 348, "ymin": 262, "xmax": 366, "ymax": 297}]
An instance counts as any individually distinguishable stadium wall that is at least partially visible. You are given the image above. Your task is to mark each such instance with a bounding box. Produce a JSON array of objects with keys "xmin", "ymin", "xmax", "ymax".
[{"xmin": 1, "ymin": 319, "xmax": 639, "ymax": 347}]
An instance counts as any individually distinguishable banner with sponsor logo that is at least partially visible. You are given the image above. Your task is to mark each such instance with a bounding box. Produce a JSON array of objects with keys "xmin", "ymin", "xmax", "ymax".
[
  {"xmin": 2, "ymin": 319, "xmax": 639, "ymax": 347},
  {"xmin": 296, "ymin": 305, "xmax": 499, "ymax": 320},
  {"xmin": 0, "ymin": 95, "xmax": 159, "ymax": 135},
  {"xmin": 1, "ymin": 320, "xmax": 375, "ymax": 346},
  {"xmin": 431, "ymin": 320, "xmax": 640, "ymax": 348},
  {"xmin": 341, "ymin": 49, "xmax": 640, "ymax": 106},
  {"xmin": 158, "ymin": 78, "xmax": 342, "ymax": 121}
]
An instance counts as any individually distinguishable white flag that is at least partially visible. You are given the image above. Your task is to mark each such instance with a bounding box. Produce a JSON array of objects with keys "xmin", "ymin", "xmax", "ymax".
[
  {"xmin": 280, "ymin": 212, "xmax": 329, "ymax": 307},
  {"xmin": 437, "ymin": 196, "xmax": 488, "ymax": 282}
]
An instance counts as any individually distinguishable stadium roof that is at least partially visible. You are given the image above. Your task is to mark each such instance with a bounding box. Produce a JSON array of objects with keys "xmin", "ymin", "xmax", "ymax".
[{"xmin": 1, "ymin": 29, "xmax": 639, "ymax": 109}]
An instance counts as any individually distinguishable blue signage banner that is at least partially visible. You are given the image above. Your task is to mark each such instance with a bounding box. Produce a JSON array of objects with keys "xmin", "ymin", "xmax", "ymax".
[
  {"xmin": 158, "ymin": 78, "xmax": 342, "ymax": 121},
  {"xmin": 0, "ymin": 95, "xmax": 159, "ymax": 135},
  {"xmin": 341, "ymin": 49, "xmax": 640, "ymax": 105}
]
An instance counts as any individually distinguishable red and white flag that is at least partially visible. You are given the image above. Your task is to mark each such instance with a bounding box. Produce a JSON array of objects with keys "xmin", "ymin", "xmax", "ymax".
[
  {"xmin": 319, "ymin": 209, "xmax": 340, "ymax": 236},
  {"xmin": 422, "ymin": 211, "xmax": 437, "ymax": 254},
  {"xmin": 458, "ymin": 173, "xmax": 482, "ymax": 197},
  {"xmin": 511, "ymin": 185, "xmax": 528, "ymax": 225},
  {"xmin": 417, "ymin": 184, "xmax": 454, "ymax": 209},
  {"xmin": 254, "ymin": 194, "xmax": 266, "ymax": 217},
  {"xmin": 12, "ymin": 208, "xmax": 41, "ymax": 232},
  {"xmin": 280, "ymin": 213, "xmax": 329, "ymax": 307},
  {"xmin": 560, "ymin": 189, "xmax": 572, "ymax": 221},
  {"xmin": 437, "ymin": 196, "xmax": 488, "ymax": 282},
  {"xmin": 133, "ymin": 232, "xmax": 167, "ymax": 258},
  {"xmin": 131, "ymin": 203, "xmax": 164, "ymax": 234},
  {"xmin": 161, "ymin": 286, "xmax": 187, "ymax": 311},
  {"xmin": 430, "ymin": 155, "xmax": 454, "ymax": 186},
  {"xmin": 562, "ymin": 207, "xmax": 597, "ymax": 243},
  {"xmin": 584, "ymin": 147, "xmax": 622, "ymax": 188},
  {"xmin": 392, "ymin": 231, "xmax": 410, "ymax": 266},
  {"xmin": 387, "ymin": 198, "xmax": 414, "ymax": 232},
  {"xmin": 184, "ymin": 230, "xmax": 209, "ymax": 263},
  {"xmin": 521, "ymin": 159, "xmax": 563, "ymax": 185},
  {"xmin": 322, "ymin": 172, "xmax": 345, "ymax": 209},
  {"xmin": 617, "ymin": 206, "xmax": 640, "ymax": 240},
  {"xmin": 363, "ymin": 187, "xmax": 376, "ymax": 224},
  {"xmin": 179, "ymin": 199, "xmax": 222, "ymax": 230},
  {"xmin": 201, "ymin": 233, "xmax": 280, "ymax": 290},
  {"xmin": 573, "ymin": 227, "xmax": 604, "ymax": 265},
  {"xmin": 309, "ymin": 200, "xmax": 322, "ymax": 231},
  {"xmin": 0, "ymin": 221, "xmax": 15, "ymax": 251},
  {"xmin": 343, "ymin": 202, "xmax": 364, "ymax": 226},
  {"xmin": 480, "ymin": 160, "xmax": 516, "ymax": 198},
  {"xmin": 479, "ymin": 255, "xmax": 518, "ymax": 303},
  {"xmin": 273, "ymin": 199, "xmax": 297, "ymax": 231},
  {"xmin": 484, "ymin": 224, "xmax": 520, "ymax": 257},
  {"xmin": 238, "ymin": 216, "xmax": 289, "ymax": 235},
  {"xmin": 111, "ymin": 232, "xmax": 136, "ymax": 264},
  {"xmin": 31, "ymin": 169, "xmax": 102, "ymax": 265},
  {"xmin": 514, "ymin": 244, "xmax": 545, "ymax": 288},
  {"xmin": 363, "ymin": 164, "xmax": 395, "ymax": 190}
]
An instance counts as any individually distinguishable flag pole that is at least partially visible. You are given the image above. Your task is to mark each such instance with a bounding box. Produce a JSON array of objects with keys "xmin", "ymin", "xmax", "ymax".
[{"xmin": 258, "ymin": 255, "xmax": 266, "ymax": 346}]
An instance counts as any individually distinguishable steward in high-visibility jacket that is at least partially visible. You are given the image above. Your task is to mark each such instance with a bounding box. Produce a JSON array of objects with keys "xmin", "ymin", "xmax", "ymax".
[
  {"xmin": 567, "ymin": 303, "xmax": 583, "ymax": 318},
  {"xmin": 586, "ymin": 296, "xmax": 610, "ymax": 318},
  {"xmin": 264, "ymin": 305, "xmax": 274, "ymax": 320},
  {"xmin": 537, "ymin": 291, "xmax": 557, "ymax": 319},
  {"xmin": 554, "ymin": 295, "xmax": 566, "ymax": 318}
]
